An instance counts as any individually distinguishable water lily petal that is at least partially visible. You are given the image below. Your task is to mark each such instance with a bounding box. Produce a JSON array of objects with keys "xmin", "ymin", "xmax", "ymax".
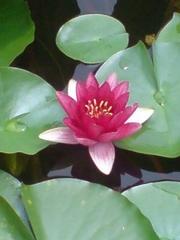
[
  {"xmin": 76, "ymin": 137, "xmax": 97, "ymax": 146},
  {"xmin": 86, "ymin": 73, "xmax": 98, "ymax": 89},
  {"xmin": 114, "ymin": 92, "xmax": 129, "ymax": 112},
  {"xmin": 89, "ymin": 142, "xmax": 115, "ymax": 175},
  {"xmin": 81, "ymin": 115, "xmax": 104, "ymax": 139},
  {"xmin": 110, "ymin": 104, "xmax": 138, "ymax": 128},
  {"xmin": 115, "ymin": 123, "xmax": 142, "ymax": 140},
  {"xmin": 106, "ymin": 73, "xmax": 118, "ymax": 90},
  {"xmin": 76, "ymin": 81, "xmax": 88, "ymax": 101},
  {"xmin": 126, "ymin": 107, "xmax": 154, "ymax": 124},
  {"xmin": 99, "ymin": 123, "xmax": 141, "ymax": 142},
  {"xmin": 98, "ymin": 81, "xmax": 112, "ymax": 100},
  {"xmin": 56, "ymin": 91, "xmax": 77, "ymax": 117},
  {"xmin": 113, "ymin": 81, "xmax": 129, "ymax": 99},
  {"xmin": 67, "ymin": 79, "xmax": 77, "ymax": 100},
  {"xmin": 63, "ymin": 118, "xmax": 86, "ymax": 136},
  {"xmin": 39, "ymin": 127, "xmax": 78, "ymax": 144}
]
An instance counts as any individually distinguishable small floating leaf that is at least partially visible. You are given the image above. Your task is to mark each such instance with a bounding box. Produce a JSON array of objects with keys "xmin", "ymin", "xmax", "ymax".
[{"xmin": 56, "ymin": 14, "xmax": 129, "ymax": 63}]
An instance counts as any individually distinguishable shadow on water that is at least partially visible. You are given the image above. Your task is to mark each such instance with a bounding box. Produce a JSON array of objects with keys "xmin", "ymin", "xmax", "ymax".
[{"xmin": 8, "ymin": 0, "xmax": 180, "ymax": 190}]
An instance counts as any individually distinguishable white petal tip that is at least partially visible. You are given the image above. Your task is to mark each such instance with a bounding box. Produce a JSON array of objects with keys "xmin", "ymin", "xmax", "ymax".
[
  {"xmin": 39, "ymin": 127, "xmax": 78, "ymax": 144},
  {"xmin": 39, "ymin": 128, "xmax": 60, "ymax": 142},
  {"xmin": 89, "ymin": 143, "xmax": 115, "ymax": 175},
  {"xmin": 100, "ymin": 166, "xmax": 112, "ymax": 175},
  {"xmin": 39, "ymin": 131, "xmax": 50, "ymax": 141},
  {"xmin": 126, "ymin": 107, "xmax": 154, "ymax": 124},
  {"xmin": 67, "ymin": 79, "xmax": 77, "ymax": 100}
]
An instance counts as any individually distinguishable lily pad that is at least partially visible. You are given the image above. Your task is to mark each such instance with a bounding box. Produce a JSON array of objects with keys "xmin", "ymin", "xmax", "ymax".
[
  {"xmin": 0, "ymin": 197, "xmax": 34, "ymax": 240},
  {"xmin": 96, "ymin": 40, "xmax": 180, "ymax": 157},
  {"xmin": 0, "ymin": 0, "xmax": 35, "ymax": 66},
  {"xmin": 123, "ymin": 181, "xmax": 180, "ymax": 240},
  {"xmin": 157, "ymin": 12, "xmax": 180, "ymax": 43},
  {"xmin": 56, "ymin": 14, "xmax": 129, "ymax": 63},
  {"xmin": 0, "ymin": 67, "xmax": 64, "ymax": 154},
  {"xmin": 21, "ymin": 179, "xmax": 159, "ymax": 240}
]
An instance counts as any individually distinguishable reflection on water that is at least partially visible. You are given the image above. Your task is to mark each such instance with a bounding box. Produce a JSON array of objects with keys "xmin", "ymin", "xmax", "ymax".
[
  {"xmin": 38, "ymin": 144, "xmax": 180, "ymax": 191},
  {"xmin": 11, "ymin": 0, "xmax": 180, "ymax": 189},
  {"xmin": 72, "ymin": 63, "xmax": 100, "ymax": 81},
  {"xmin": 77, "ymin": 0, "xmax": 118, "ymax": 15}
]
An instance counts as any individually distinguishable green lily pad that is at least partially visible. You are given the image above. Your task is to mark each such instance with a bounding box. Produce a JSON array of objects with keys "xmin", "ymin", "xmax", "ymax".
[
  {"xmin": 96, "ymin": 40, "xmax": 180, "ymax": 157},
  {"xmin": 21, "ymin": 179, "xmax": 159, "ymax": 240},
  {"xmin": 157, "ymin": 12, "xmax": 180, "ymax": 43},
  {"xmin": 0, "ymin": 196, "xmax": 34, "ymax": 240},
  {"xmin": 0, "ymin": 0, "xmax": 35, "ymax": 66},
  {"xmin": 0, "ymin": 67, "xmax": 64, "ymax": 154},
  {"xmin": 0, "ymin": 170, "xmax": 27, "ymax": 225},
  {"xmin": 123, "ymin": 181, "xmax": 180, "ymax": 240},
  {"xmin": 56, "ymin": 14, "xmax": 129, "ymax": 63}
]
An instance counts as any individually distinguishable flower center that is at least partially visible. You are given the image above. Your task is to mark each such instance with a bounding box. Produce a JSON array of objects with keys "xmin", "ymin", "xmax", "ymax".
[{"xmin": 85, "ymin": 98, "xmax": 113, "ymax": 118}]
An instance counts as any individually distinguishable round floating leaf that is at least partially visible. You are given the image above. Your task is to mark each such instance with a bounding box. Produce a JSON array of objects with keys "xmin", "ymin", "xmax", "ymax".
[
  {"xmin": 0, "ymin": 170, "xmax": 27, "ymax": 225},
  {"xmin": 0, "ymin": 197, "xmax": 34, "ymax": 240},
  {"xmin": 157, "ymin": 12, "xmax": 180, "ymax": 43},
  {"xmin": 0, "ymin": 67, "xmax": 64, "ymax": 154},
  {"xmin": 21, "ymin": 179, "xmax": 159, "ymax": 240},
  {"xmin": 123, "ymin": 181, "xmax": 180, "ymax": 240},
  {"xmin": 96, "ymin": 41, "xmax": 180, "ymax": 157},
  {"xmin": 0, "ymin": 0, "xmax": 35, "ymax": 66},
  {"xmin": 56, "ymin": 14, "xmax": 129, "ymax": 63}
]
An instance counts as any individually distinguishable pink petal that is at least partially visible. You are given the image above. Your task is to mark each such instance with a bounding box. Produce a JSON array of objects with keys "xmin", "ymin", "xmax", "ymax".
[
  {"xmin": 114, "ymin": 92, "xmax": 129, "ymax": 112},
  {"xmin": 95, "ymin": 115, "xmax": 113, "ymax": 128},
  {"xmin": 110, "ymin": 104, "xmax": 138, "ymax": 128},
  {"xmin": 85, "ymin": 86, "xmax": 98, "ymax": 100},
  {"xmin": 81, "ymin": 115, "xmax": 104, "ymax": 139},
  {"xmin": 99, "ymin": 123, "xmax": 141, "ymax": 142},
  {"xmin": 126, "ymin": 107, "xmax": 154, "ymax": 124},
  {"xmin": 89, "ymin": 142, "xmax": 115, "ymax": 175},
  {"xmin": 39, "ymin": 127, "xmax": 78, "ymax": 144},
  {"xmin": 86, "ymin": 73, "xmax": 98, "ymax": 89},
  {"xmin": 76, "ymin": 82, "xmax": 88, "ymax": 101},
  {"xmin": 113, "ymin": 81, "xmax": 129, "ymax": 99},
  {"xmin": 75, "ymin": 137, "xmax": 97, "ymax": 146},
  {"xmin": 98, "ymin": 132, "xmax": 119, "ymax": 142},
  {"xmin": 67, "ymin": 79, "xmax": 77, "ymax": 100},
  {"xmin": 64, "ymin": 116, "xmax": 103, "ymax": 139},
  {"xmin": 106, "ymin": 73, "xmax": 118, "ymax": 90},
  {"xmin": 56, "ymin": 91, "xmax": 77, "ymax": 117},
  {"xmin": 116, "ymin": 123, "xmax": 142, "ymax": 140},
  {"xmin": 98, "ymin": 81, "xmax": 111, "ymax": 100},
  {"xmin": 63, "ymin": 118, "xmax": 86, "ymax": 137}
]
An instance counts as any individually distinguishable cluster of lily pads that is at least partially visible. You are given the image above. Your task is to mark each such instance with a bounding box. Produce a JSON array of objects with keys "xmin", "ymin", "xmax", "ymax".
[
  {"xmin": 1, "ymin": 0, "xmax": 180, "ymax": 238},
  {"xmin": 1, "ymin": 170, "xmax": 180, "ymax": 239}
]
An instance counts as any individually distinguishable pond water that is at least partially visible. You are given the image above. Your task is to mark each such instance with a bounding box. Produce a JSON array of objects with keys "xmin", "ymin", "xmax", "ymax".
[{"xmin": 10, "ymin": 0, "xmax": 180, "ymax": 190}]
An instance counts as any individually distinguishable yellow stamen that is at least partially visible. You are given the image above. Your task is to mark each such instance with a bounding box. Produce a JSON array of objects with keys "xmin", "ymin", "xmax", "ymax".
[{"xmin": 85, "ymin": 98, "xmax": 113, "ymax": 118}]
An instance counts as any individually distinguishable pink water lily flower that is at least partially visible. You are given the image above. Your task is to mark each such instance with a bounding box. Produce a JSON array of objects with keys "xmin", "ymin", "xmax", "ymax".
[{"xmin": 39, "ymin": 74, "xmax": 154, "ymax": 175}]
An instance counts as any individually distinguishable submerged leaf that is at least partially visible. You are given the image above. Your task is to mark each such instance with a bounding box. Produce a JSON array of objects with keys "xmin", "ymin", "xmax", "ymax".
[{"xmin": 56, "ymin": 14, "xmax": 128, "ymax": 63}]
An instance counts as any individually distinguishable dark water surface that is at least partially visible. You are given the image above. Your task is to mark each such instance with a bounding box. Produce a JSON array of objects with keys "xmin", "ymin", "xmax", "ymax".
[{"xmin": 11, "ymin": 0, "xmax": 180, "ymax": 190}]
